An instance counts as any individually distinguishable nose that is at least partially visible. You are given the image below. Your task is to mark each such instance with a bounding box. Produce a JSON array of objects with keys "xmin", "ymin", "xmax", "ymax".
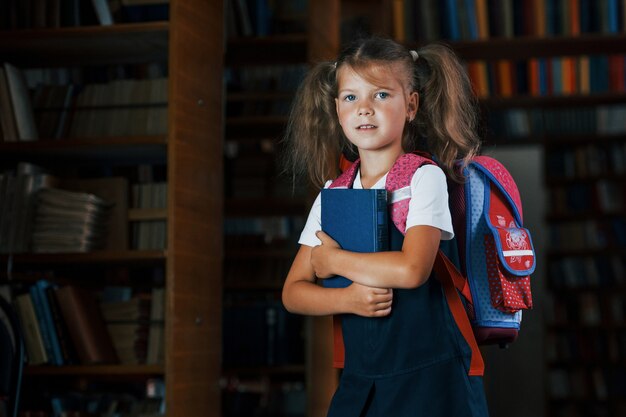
[
  {"xmin": 358, "ymin": 99, "xmax": 373, "ymax": 116},
  {"xmin": 358, "ymin": 106, "xmax": 373, "ymax": 116}
]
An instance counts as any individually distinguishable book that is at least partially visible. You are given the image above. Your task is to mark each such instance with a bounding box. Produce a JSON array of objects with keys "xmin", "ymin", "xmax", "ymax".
[
  {"xmin": 44, "ymin": 285, "xmax": 77, "ymax": 364},
  {"xmin": 3, "ymin": 63, "xmax": 38, "ymax": 141},
  {"xmin": 91, "ymin": 0, "xmax": 114, "ymax": 25},
  {"xmin": 14, "ymin": 293, "xmax": 48, "ymax": 365},
  {"xmin": 61, "ymin": 177, "xmax": 129, "ymax": 251},
  {"xmin": 0, "ymin": 67, "xmax": 18, "ymax": 142},
  {"xmin": 54, "ymin": 285, "xmax": 118, "ymax": 365},
  {"xmin": 146, "ymin": 287, "xmax": 165, "ymax": 364},
  {"xmin": 29, "ymin": 281, "xmax": 64, "ymax": 365},
  {"xmin": 320, "ymin": 188, "xmax": 389, "ymax": 288}
]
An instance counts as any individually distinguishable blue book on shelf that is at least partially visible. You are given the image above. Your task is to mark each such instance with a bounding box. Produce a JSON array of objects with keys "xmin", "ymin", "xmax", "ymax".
[
  {"xmin": 29, "ymin": 280, "xmax": 63, "ymax": 365},
  {"xmin": 320, "ymin": 189, "xmax": 389, "ymax": 288},
  {"xmin": 442, "ymin": 0, "xmax": 460, "ymax": 40},
  {"xmin": 34, "ymin": 280, "xmax": 64, "ymax": 365}
]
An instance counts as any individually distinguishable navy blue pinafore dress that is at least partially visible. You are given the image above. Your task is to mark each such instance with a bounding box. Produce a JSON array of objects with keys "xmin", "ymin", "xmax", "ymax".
[{"xmin": 326, "ymin": 228, "xmax": 490, "ymax": 417}]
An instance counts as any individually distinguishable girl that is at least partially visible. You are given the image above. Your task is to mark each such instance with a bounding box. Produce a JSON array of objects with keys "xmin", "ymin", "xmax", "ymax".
[{"xmin": 281, "ymin": 36, "xmax": 489, "ymax": 417}]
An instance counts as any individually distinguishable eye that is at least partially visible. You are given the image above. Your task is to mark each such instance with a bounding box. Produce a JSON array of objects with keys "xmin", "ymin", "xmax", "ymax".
[
  {"xmin": 375, "ymin": 92, "xmax": 389, "ymax": 99},
  {"xmin": 343, "ymin": 94, "xmax": 357, "ymax": 102}
]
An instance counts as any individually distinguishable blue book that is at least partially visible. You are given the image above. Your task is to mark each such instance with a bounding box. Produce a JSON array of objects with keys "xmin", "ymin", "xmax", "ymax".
[
  {"xmin": 442, "ymin": 0, "xmax": 460, "ymax": 40},
  {"xmin": 30, "ymin": 280, "xmax": 64, "ymax": 365},
  {"xmin": 320, "ymin": 189, "xmax": 389, "ymax": 288},
  {"xmin": 29, "ymin": 284, "xmax": 55, "ymax": 365}
]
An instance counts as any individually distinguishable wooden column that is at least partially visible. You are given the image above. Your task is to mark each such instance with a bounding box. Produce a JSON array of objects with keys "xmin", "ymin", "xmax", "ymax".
[{"xmin": 167, "ymin": 0, "xmax": 223, "ymax": 415}]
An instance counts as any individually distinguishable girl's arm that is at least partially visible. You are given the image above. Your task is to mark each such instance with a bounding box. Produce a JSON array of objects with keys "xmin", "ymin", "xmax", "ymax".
[
  {"xmin": 310, "ymin": 225, "xmax": 441, "ymax": 289},
  {"xmin": 282, "ymin": 244, "xmax": 393, "ymax": 317}
]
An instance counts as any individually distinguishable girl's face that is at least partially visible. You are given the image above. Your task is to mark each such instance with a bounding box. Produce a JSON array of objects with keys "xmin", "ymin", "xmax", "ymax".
[{"xmin": 335, "ymin": 64, "xmax": 417, "ymax": 155}]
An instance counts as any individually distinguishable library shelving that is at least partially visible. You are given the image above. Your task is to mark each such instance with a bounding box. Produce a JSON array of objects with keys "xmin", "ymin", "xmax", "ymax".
[
  {"xmin": 0, "ymin": 1, "xmax": 223, "ymax": 416},
  {"xmin": 222, "ymin": 1, "xmax": 311, "ymax": 416},
  {"xmin": 392, "ymin": 1, "xmax": 626, "ymax": 417},
  {"xmin": 323, "ymin": 3, "xmax": 626, "ymax": 415}
]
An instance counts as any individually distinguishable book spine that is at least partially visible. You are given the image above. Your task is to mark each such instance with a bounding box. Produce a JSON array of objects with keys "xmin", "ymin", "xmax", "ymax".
[
  {"xmin": 45, "ymin": 285, "xmax": 76, "ymax": 364},
  {"xmin": 29, "ymin": 285, "xmax": 55, "ymax": 364},
  {"xmin": 376, "ymin": 190, "xmax": 389, "ymax": 252},
  {"xmin": 36, "ymin": 281, "xmax": 64, "ymax": 365}
]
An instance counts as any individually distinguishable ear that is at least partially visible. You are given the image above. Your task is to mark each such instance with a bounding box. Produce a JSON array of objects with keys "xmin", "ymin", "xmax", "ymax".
[
  {"xmin": 335, "ymin": 97, "xmax": 340, "ymax": 123},
  {"xmin": 407, "ymin": 91, "xmax": 419, "ymax": 121}
]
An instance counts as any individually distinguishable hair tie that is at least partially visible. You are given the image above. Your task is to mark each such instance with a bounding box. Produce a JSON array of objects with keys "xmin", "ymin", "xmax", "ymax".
[{"xmin": 409, "ymin": 50, "xmax": 419, "ymax": 61}]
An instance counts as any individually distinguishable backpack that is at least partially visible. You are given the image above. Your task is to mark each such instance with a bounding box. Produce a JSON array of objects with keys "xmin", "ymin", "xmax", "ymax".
[{"xmin": 328, "ymin": 152, "xmax": 536, "ymax": 376}]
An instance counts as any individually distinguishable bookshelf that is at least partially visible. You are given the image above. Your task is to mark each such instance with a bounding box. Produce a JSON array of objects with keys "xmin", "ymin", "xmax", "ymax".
[
  {"xmin": 0, "ymin": 1, "xmax": 222, "ymax": 416},
  {"xmin": 222, "ymin": 1, "xmax": 309, "ymax": 416},
  {"xmin": 387, "ymin": 2, "xmax": 626, "ymax": 417}
]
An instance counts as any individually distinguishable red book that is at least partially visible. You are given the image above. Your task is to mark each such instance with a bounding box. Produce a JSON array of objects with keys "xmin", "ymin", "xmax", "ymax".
[
  {"xmin": 529, "ymin": 59, "xmax": 541, "ymax": 96},
  {"xmin": 609, "ymin": 55, "xmax": 625, "ymax": 92},
  {"xmin": 54, "ymin": 285, "xmax": 118, "ymax": 365}
]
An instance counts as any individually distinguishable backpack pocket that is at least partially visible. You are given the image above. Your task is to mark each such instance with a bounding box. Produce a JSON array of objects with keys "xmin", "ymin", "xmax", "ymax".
[
  {"xmin": 484, "ymin": 184, "xmax": 535, "ymax": 313},
  {"xmin": 484, "ymin": 229, "xmax": 534, "ymax": 313}
]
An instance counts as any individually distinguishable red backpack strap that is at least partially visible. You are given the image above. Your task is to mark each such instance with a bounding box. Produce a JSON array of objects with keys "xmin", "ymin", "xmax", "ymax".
[
  {"xmin": 387, "ymin": 152, "xmax": 483, "ymax": 377},
  {"xmin": 433, "ymin": 250, "xmax": 484, "ymax": 376},
  {"xmin": 339, "ymin": 153, "xmax": 354, "ymax": 173},
  {"xmin": 332, "ymin": 316, "xmax": 345, "ymax": 368}
]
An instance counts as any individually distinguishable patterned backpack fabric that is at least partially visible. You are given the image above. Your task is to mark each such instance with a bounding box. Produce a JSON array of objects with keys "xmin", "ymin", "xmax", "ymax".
[
  {"xmin": 445, "ymin": 156, "xmax": 535, "ymax": 343},
  {"xmin": 330, "ymin": 152, "xmax": 535, "ymax": 376}
]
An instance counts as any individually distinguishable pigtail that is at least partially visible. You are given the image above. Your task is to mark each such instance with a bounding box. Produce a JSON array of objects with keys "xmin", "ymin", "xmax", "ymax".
[
  {"xmin": 413, "ymin": 43, "xmax": 481, "ymax": 182},
  {"xmin": 281, "ymin": 62, "xmax": 344, "ymax": 188}
]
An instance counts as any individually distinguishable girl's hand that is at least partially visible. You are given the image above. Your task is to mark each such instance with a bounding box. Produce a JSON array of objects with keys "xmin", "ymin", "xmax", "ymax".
[
  {"xmin": 310, "ymin": 230, "xmax": 341, "ymax": 279},
  {"xmin": 345, "ymin": 283, "xmax": 393, "ymax": 317}
]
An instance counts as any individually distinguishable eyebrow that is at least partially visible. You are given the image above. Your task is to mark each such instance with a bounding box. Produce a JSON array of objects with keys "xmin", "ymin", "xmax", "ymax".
[{"xmin": 338, "ymin": 84, "xmax": 398, "ymax": 94}]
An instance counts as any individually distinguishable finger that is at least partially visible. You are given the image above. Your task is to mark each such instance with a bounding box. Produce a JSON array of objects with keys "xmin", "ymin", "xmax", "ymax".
[
  {"xmin": 372, "ymin": 291, "xmax": 393, "ymax": 302},
  {"xmin": 315, "ymin": 230, "xmax": 329, "ymax": 241},
  {"xmin": 372, "ymin": 306, "xmax": 392, "ymax": 317}
]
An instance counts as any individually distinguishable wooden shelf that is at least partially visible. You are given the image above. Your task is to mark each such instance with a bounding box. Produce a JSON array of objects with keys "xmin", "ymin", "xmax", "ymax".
[
  {"xmin": 222, "ymin": 364, "xmax": 305, "ymax": 376},
  {"xmin": 225, "ymin": 117, "xmax": 288, "ymax": 139},
  {"xmin": 227, "ymin": 91, "xmax": 296, "ymax": 102},
  {"xmin": 447, "ymin": 34, "xmax": 626, "ymax": 60},
  {"xmin": 225, "ymin": 248, "xmax": 297, "ymax": 259},
  {"xmin": 547, "ymin": 360, "xmax": 626, "ymax": 368},
  {"xmin": 480, "ymin": 93, "xmax": 626, "ymax": 109},
  {"xmin": 128, "ymin": 208, "xmax": 168, "ymax": 221},
  {"xmin": 545, "ymin": 172, "xmax": 626, "ymax": 185},
  {"xmin": 546, "ymin": 210, "xmax": 626, "ymax": 222},
  {"xmin": 225, "ymin": 198, "xmax": 308, "ymax": 216},
  {"xmin": 0, "ymin": 250, "xmax": 166, "ymax": 265},
  {"xmin": 0, "ymin": 135, "xmax": 167, "ymax": 163},
  {"xmin": 484, "ymin": 132, "xmax": 626, "ymax": 147},
  {"xmin": 225, "ymin": 34, "xmax": 307, "ymax": 66},
  {"xmin": 546, "ymin": 247, "xmax": 626, "ymax": 258},
  {"xmin": 0, "ymin": 22, "xmax": 169, "ymax": 66},
  {"xmin": 25, "ymin": 364, "xmax": 164, "ymax": 376},
  {"xmin": 0, "ymin": 1, "xmax": 222, "ymax": 416}
]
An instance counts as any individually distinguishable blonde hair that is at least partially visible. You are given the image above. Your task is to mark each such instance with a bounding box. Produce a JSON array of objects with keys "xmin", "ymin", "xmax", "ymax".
[{"xmin": 282, "ymin": 36, "xmax": 481, "ymax": 186}]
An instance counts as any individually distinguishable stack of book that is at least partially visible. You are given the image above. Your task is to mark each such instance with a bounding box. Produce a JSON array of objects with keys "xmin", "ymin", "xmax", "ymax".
[
  {"xmin": 100, "ymin": 294, "xmax": 152, "ymax": 365},
  {"xmin": 32, "ymin": 187, "xmax": 113, "ymax": 253},
  {"xmin": 0, "ymin": 163, "xmax": 57, "ymax": 254}
]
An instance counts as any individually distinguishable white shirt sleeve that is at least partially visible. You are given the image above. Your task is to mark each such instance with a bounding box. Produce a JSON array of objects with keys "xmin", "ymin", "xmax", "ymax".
[
  {"xmin": 405, "ymin": 165, "xmax": 454, "ymax": 240},
  {"xmin": 298, "ymin": 180, "xmax": 332, "ymax": 247},
  {"xmin": 297, "ymin": 164, "xmax": 454, "ymax": 247}
]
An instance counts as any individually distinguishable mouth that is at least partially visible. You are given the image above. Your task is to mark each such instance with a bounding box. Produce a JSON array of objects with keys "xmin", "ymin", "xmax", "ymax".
[{"xmin": 356, "ymin": 124, "xmax": 377, "ymax": 130}]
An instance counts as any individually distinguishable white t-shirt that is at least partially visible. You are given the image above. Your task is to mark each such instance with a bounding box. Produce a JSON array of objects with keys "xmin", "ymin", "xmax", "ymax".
[{"xmin": 298, "ymin": 164, "xmax": 454, "ymax": 247}]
